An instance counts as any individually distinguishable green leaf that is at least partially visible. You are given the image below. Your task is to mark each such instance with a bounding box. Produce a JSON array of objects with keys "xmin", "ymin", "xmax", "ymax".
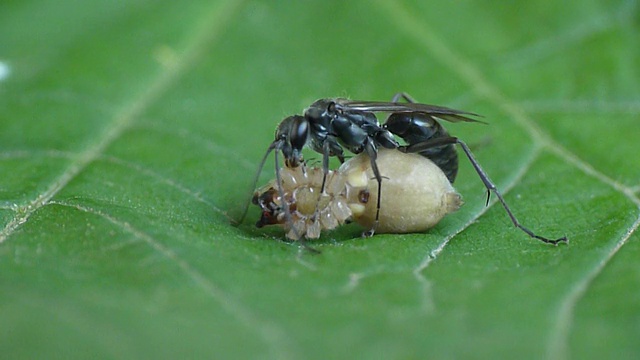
[{"xmin": 1, "ymin": 0, "xmax": 639, "ymax": 359}]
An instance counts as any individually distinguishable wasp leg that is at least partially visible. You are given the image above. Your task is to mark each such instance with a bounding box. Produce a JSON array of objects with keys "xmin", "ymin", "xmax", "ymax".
[
  {"xmin": 319, "ymin": 141, "xmax": 332, "ymax": 195},
  {"xmin": 391, "ymin": 92, "xmax": 417, "ymax": 103},
  {"xmin": 273, "ymin": 147, "xmax": 308, "ymax": 244},
  {"xmin": 307, "ymin": 141, "xmax": 333, "ymax": 235},
  {"xmin": 362, "ymin": 139, "xmax": 382, "ymax": 237},
  {"xmin": 400, "ymin": 136, "xmax": 568, "ymax": 245}
]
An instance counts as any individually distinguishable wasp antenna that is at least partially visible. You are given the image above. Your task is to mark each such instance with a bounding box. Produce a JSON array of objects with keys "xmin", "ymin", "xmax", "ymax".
[{"xmin": 233, "ymin": 140, "xmax": 281, "ymax": 226}]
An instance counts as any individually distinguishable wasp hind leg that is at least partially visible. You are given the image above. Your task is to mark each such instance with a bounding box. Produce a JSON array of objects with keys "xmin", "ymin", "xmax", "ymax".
[
  {"xmin": 391, "ymin": 92, "xmax": 417, "ymax": 103},
  {"xmin": 361, "ymin": 139, "xmax": 383, "ymax": 238},
  {"xmin": 400, "ymin": 136, "xmax": 568, "ymax": 245}
]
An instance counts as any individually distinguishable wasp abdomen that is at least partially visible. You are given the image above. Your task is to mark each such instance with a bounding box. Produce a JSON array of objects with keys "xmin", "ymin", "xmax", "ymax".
[{"xmin": 384, "ymin": 113, "xmax": 459, "ymax": 183}]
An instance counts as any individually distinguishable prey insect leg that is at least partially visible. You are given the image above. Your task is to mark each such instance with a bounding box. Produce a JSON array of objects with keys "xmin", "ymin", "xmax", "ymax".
[{"xmin": 400, "ymin": 136, "xmax": 568, "ymax": 245}]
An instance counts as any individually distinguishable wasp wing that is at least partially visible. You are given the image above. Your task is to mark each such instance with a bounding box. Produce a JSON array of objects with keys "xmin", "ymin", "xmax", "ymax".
[{"xmin": 336, "ymin": 100, "xmax": 484, "ymax": 124}]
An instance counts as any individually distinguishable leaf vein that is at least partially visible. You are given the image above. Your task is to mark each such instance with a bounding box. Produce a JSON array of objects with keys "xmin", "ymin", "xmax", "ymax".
[
  {"xmin": 49, "ymin": 200, "xmax": 296, "ymax": 359},
  {"xmin": 0, "ymin": 0, "xmax": 246, "ymax": 245},
  {"xmin": 413, "ymin": 146, "xmax": 542, "ymax": 273},
  {"xmin": 0, "ymin": 149, "xmax": 233, "ymax": 220},
  {"xmin": 378, "ymin": 1, "xmax": 640, "ymax": 356},
  {"xmin": 133, "ymin": 122, "xmax": 256, "ymax": 170},
  {"xmin": 498, "ymin": 0, "xmax": 635, "ymax": 69},
  {"xmin": 99, "ymin": 155, "xmax": 232, "ymax": 220},
  {"xmin": 546, "ymin": 214, "xmax": 640, "ymax": 359}
]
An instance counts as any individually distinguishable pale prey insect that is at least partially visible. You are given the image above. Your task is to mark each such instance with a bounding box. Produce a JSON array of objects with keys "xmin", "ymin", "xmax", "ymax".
[
  {"xmin": 239, "ymin": 93, "xmax": 567, "ymax": 245},
  {"xmin": 253, "ymin": 149, "xmax": 462, "ymax": 240}
]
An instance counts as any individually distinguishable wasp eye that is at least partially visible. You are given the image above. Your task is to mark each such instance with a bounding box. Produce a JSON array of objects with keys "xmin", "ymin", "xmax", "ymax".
[{"xmin": 289, "ymin": 116, "xmax": 308, "ymax": 150}]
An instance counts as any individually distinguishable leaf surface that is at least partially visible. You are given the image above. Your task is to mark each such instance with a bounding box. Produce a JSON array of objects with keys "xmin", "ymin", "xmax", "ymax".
[{"xmin": 1, "ymin": 1, "xmax": 639, "ymax": 359}]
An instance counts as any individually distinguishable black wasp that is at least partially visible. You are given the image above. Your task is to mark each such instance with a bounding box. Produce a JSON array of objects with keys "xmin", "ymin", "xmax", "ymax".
[{"xmin": 239, "ymin": 92, "xmax": 567, "ymax": 245}]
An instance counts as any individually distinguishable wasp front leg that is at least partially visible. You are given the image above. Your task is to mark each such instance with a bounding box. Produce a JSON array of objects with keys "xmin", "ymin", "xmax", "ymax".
[
  {"xmin": 391, "ymin": 91, "xmax": 418, "ymax": 103},
  {"xmin": 308, "ymin": 135, "xmax": 345, "ymax": 193},
  {"xmin": 361, "ymin": 138, "xmax": 383, "ymax": 237}
]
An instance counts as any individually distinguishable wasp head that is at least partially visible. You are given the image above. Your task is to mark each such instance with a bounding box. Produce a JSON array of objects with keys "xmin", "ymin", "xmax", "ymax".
[{"xmin": 275, "ymin": 115, "xmax": 308, "ymax": 167}]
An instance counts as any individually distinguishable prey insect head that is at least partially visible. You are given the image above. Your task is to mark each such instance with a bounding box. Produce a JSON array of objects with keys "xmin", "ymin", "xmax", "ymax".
[{"xmin": 252, "ymin": 186, "xmax": 285, "ymax": 228}]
